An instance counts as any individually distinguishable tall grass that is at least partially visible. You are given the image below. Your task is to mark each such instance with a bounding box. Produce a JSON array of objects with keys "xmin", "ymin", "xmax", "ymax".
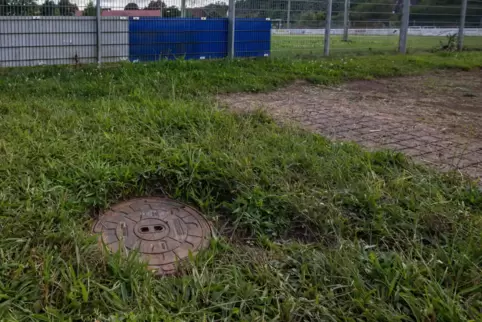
[{"xmin": 0, "ymin": 53, "xmax": 481, "ymax": 320}]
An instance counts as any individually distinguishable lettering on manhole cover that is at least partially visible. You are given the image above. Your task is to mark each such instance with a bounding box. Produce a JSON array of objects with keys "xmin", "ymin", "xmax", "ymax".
[{"xmin": 93, "ymin": 197, "xmax": 212, "ymax": 275}]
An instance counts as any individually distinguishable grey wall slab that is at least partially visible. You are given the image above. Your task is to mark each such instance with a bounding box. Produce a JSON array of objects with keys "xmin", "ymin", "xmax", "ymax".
[{"xmin": 0, "ymin": 16, "xmax": 129, "ymax": 67}]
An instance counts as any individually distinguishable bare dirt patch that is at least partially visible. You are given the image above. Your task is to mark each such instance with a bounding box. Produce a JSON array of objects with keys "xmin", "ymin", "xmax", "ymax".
[
  {"xmin": 219, "ymin": 70, "xmax": 482, "ymax": 181},
  {"xmin": 343, "ymin": 70, "xmax": 482, "ymax": 135}
]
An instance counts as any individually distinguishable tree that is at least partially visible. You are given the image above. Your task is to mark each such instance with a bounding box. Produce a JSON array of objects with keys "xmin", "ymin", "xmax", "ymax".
[
  {"xmin": 124, "ymin": 2, "xmax": 139, "ymax": 10},
  {"xmin": 40, "ymin": 0, "xmax": 55, "ymax": 15},
  {"xmin": 203, "ymin": 2, "xmax": 227, "ymax": 18},
  {"xmin": 348, "ymin": 0, "xmax": 482, "ymax": 28},
  {"xmin": 83, "ymin": 0, "xmax": 95, "ymax": 16},
  {"xmin": 145, "ymin": 0, "xmax": 166, "ymax": 10},
  {"xmin": 163, "ymin": 5, "xmax": 180, "ymax": 17},
  {"xmin": 9, "ymin": 0, "xmax": 37, "ymax": 15},
  {"xmin": 408, "ymin": 0, "xmax": 482, "ymax": 27},
  {"xmin": 349, "ymin": 0, "xmax": 396, "ymax": 27},
  {"xmin": 298, "ymin": 11, "xmax": 325, "ymax": 28},
  {"xmin": 58, "ymin": 0, "xmax": 77, "ymax": 15},
  {"xmin": 0, "ymin": 0, "xmax": 10, "ymax": 15},
  {"xmin": 236, "ymin": 0, "xmax": 325, "ymax": 21}
]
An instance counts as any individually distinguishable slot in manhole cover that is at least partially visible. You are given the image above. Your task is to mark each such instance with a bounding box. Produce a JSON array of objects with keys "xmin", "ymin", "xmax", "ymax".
[{"xmin": 93, "ymin": 197, "xmax": 212, "ymax": 275}]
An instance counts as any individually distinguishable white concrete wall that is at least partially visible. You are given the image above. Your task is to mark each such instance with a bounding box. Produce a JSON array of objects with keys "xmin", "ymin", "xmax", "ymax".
[
  {"xmin": 0, "ymin": 16, "xmax": 129, "ymax": 67},
  {"xmin": 272, "ymin": 28, "xmax": 482, "ymax": 36}
]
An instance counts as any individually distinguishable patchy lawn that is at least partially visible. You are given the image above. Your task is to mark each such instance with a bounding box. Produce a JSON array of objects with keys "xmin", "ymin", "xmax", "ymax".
[{"xmin": 0, "ymin": 53, "xmax": 482, "ymax": 320}]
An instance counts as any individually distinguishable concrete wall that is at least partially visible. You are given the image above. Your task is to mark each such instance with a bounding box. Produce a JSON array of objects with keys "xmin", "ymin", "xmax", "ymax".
[
  {"xmin": 0, "ymin": 16, "xmax": 129, "ymax": 67},
  {"xmin": 272, "ymin": 28, "xmax": 482, "ymax": 36}
]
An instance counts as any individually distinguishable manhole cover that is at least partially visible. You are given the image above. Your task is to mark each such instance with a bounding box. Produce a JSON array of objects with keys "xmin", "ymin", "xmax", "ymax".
[{"xmin": 93, "ymin": 197, "xmax": 212, "ymax": 275}]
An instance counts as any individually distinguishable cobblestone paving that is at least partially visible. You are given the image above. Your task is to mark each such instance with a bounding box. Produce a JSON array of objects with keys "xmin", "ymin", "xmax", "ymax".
[
  {"xmin": 220, "ymin": 75, "xmax": 482, "ymax": 182},
  {"xmin": 298, "ymin": 107, "xmax": 482, "ymax": 181}
]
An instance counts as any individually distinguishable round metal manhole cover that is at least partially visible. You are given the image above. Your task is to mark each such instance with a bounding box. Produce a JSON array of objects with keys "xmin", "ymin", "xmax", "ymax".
[{"xmin": 93, "ymin": 197, "xmax": 212, "ymax": 275}]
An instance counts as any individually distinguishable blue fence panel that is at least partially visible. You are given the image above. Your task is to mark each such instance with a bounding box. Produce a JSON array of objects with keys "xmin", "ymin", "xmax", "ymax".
[
  {"xmin": 235, "ymin": 19, "xmax": 271, "ymax": 58},
  {"xmin": 129, "ymin": 17, "xmax": 271, "ymax": 61},
  {"xmin": 129, "ymin": 18, "xmax": 228, "ymax": 61}
]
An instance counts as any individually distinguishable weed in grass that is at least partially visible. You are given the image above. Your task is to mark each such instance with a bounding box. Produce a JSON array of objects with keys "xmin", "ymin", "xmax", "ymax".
[{"xmin": 0, "ymin": 53, "xmax": 481, "ymax": 320}]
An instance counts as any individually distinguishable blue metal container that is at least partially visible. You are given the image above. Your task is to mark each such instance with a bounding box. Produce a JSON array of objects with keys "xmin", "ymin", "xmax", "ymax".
[
  {"xmin": 235, "ymin": 19, "xmax": 271, "ymax": 57},
  {"xmin": 129, "ymin": 17, "xmax": 270, "ymax": 61}
]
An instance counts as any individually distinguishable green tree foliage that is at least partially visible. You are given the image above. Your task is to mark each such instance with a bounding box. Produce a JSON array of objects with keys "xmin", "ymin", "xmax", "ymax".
[
  {"xmin": 145, "ymin": 0, "xmax": 166, "ymax": 10},
  {"xmin": 164, "ymin": 5, "xmax": 181, "ymax": 17},
  {"xmin": 410, "ymin": 0, "xmax": 482, "ymax": 27},
  {"xmin": 348, "ymin": 0, "xmax": 397, "ymax": 27},
  {"xmin": 0, "ymin": 0, "xmax": 79, "ymax": 15},
  {"xmin": 235, "ymin": 0, "xmax": 343, "ymax": 27},
  {"xmin": 203, "ymin": 2, "xmax": 227, "ymax": 18},
  {"xmin": 4, "ymin": 0, "xmax": 37, "ymax": 15},
  {"xmin": 82, "ymin": 0, "xmax": 95, "ymax": 16},
  {"xmin": 298, "ymin": 11, "xmax": 326, "ymax": 27},
  {"xmin": 124, "ymin": 2, "xmax": 139, "ymax": 10},
  {"xmin": 40, "ymin": 0, "xmax": 55, "ymax": 15},
  {"xmin": 58, "ymin": 0, "xmax": 78, "ymax": 15},
  {"xmin": 348, "ymin": 0, "xmax": 482, "ymax": 27},
  {"xmin": 230, "ymin": 0, "xmax": 481, "ymax": 28},
  {"xmin": 236, "ymin": 0, "xmax": 324, "ymax": 20},
  {"xmin": 0, "ymin": 0, "xmax": 10, "ymax": 15}
]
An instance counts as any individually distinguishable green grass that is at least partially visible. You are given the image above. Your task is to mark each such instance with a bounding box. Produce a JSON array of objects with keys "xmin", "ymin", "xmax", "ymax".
[
  {"xmin": 272, "ymin": 35, "xmax": 482, "ymax": 57},
  {"xmin": 1, "ymin": 53, "xmax": 482, "ymax": 320}
]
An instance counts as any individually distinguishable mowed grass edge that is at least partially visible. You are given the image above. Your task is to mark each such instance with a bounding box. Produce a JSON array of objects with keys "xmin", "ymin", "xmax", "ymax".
[{"xmin": 0, "ymin": 52, "xmax": 481, "ymax": 320}]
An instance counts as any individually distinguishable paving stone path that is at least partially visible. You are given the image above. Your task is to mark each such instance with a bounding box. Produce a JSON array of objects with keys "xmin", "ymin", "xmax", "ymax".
[
  {"xmin": 296, "ymin": 106, "xmax": 482, "ymax": 180},
  {"xmin": 220, "ymin": 76, "xmax": 482, "ymax": 182}
]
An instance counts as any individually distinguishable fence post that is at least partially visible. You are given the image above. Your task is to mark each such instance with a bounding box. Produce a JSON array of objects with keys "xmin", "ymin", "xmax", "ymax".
[
  {"xmin": 398, "ymin": 0, "xmax": 410, "ymax": 54},
  {"xmin": 95, "ymin": 0, "xmax": 101, "ymax": 64},
  {"xmin": 287, "ymin": 0, "xmax": 291, "ymax": 29},
  {"xmin": 228, "ymin": 0, "xmax": 235, "ymax": 58},
  {"xmin": 181, "ymin": 0, "xmax": 186, "ymax": 18},
  {"xmin": 343, "ymin": 0, "xmax": 349, "ymax": 41},
  {"xmin": 458, "ymin": 0, "xmax": 468, "ymax": 51},
  {"xmin": 324, "ymin": 0, "xmax": 332, "ymax": 56}
]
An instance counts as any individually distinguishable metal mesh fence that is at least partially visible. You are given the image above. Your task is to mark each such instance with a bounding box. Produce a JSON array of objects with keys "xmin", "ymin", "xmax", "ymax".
[{"xmin": 0, "ymin": 0, "xmax": 481, "ymax": 66}]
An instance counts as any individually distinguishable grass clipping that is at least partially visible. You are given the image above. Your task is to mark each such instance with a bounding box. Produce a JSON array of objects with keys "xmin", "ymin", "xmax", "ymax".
[{"xmin": 0, "ymin": 53, "xmax": 481, "ymax": 321}]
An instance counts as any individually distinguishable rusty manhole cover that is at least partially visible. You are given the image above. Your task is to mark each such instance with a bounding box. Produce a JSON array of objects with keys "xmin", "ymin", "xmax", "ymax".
[{"xmin": 93, "ymin": 197, "xmax": 212, "ymax": 275}]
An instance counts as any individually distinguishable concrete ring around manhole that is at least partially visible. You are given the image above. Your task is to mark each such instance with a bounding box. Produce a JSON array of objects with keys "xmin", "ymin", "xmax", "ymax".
[{"xmin": 93, "ymin": 197, "xmax": 212, "ymax": 276}]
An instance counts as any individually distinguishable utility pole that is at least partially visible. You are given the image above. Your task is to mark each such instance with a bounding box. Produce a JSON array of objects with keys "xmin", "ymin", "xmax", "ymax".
[
  {"xmin": 181, "ymin": 0, "xmax": 186, "ymax": 17},
  {"xmin": 458, "ymin": 0, "xmax": 468, "ymax": 51},
  {"xmin": 343, "ymin": 0, "xmax": 349, "ymax": 41},
  {"xmin": 324, "ymin": 0, "xmax": 333, "ymax": 56},
  {"xmin": 287, "ymin": 0, "xmax": 291, "ymax": 29},
  {"xmin": 398, "ymin": 0, "xmax": 410, "ymax": 53},
  {"xmin": 228, "ymin": 0, "xmax": 235, "ymax": 58},
  {"xmin": 96, "ymin": 0, "xmax": 101, "ymax": 64}
]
